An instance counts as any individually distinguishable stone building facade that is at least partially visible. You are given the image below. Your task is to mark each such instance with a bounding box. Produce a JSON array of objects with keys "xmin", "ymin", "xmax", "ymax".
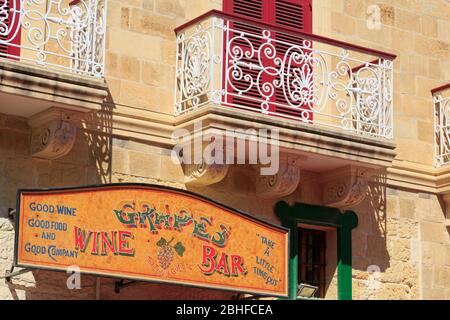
[{"xmin": 0, "ymin": 0, "xmax": 449, "ymax": 300}]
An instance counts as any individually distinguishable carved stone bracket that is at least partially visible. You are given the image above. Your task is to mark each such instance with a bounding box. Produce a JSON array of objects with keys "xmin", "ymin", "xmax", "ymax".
[
  {"xmin": 322, "ymin": 165, "xmax": 374, "ymax": 208},
  {"xmin": 184, "ymin": 162, "xmax": 229, "ymax": 186},
  {"xmin": 256, "ymin": 157, "xmax": 301, "ymax": 199},
  {"xmin": 28, "ymin": 108, "xmax": 81, "ymax": 160}
]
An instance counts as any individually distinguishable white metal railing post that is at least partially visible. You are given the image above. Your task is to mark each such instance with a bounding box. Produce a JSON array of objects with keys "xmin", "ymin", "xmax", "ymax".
[
  {"xmin": 434, "ymin": 94, "xmax": 441, "ymax": 167},
  {"xmin": 174, "ymin": 32, "xmax": 181, "ymax": 116},
  {"xmin": 380, "ymin": 59, "xmax": 385, "ymax": 138},
  {"xmin": 223, "ymin": 18, "xmax": 231, "ymax": 107},
  {"xmin": 89, "ymin": 0, "xmax": 97, "ymax": 75},
  {"xmin": 389, "ymin": 63, "xmax": 394, "ymax": 139},
  {"xmin": 210, "ymin": 15, "xmax": 216, "ymax": 105},
  {"xmin": 439, "ymin": 94, "xmax": 444, "ymax": 166},
  {"xmin": 218, "ymin": 17, "xmax": 225, "ymax": 106}
]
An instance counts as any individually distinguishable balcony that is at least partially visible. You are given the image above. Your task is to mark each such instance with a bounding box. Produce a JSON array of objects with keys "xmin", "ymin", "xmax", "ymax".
[
  {"xmin": 432, "ymin": 84, "xmax": 450, "ymax": 228},
  {"xmin": 0, "ymin": 0, "xmax": 108, "ymax": 159},
  {"xmin": 433, "ymin": 84, "xmax": 450, "ymax": 168},
  {"xmin": 174, "ymin": 10, "xmax": 397, "ymax": 204},
  {"xmin": 0, "ymin": 0, "xmax": 106, "ymax": 77},
  {"xmin": 175, "ymin": 10, "xmax": 395, "ymax": 139},
  {"xmin": 0, "ymin": 0, "xmax": 107, "ymax": 115}
]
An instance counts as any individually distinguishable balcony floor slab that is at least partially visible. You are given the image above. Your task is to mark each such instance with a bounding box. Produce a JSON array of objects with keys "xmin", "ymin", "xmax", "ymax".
[{"xmin": 0, "ymin": 59, "xmax": 108, "ymax": 118}]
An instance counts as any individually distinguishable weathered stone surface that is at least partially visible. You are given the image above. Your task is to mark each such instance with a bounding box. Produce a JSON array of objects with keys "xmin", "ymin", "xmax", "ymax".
[
  {"xmin": 0, "ymin": 0, "xmax": 449, "ymax": 301},
  {"xmin": 352, "ymin": 231, "xmax": 367, "ymax": 257},
  {"xmin": 379, "ymin": 4, "xmax": 395, "ymax": 26},
  {"xmin": 420, "ymin": 221, "xmax": 448, "ymax": 243}
]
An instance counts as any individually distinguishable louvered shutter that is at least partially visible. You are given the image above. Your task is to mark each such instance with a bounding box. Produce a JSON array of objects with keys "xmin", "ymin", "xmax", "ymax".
[
  {"xmin": 223, "ymin": 0, "xmax": 313, "ymax": 120},
  {"xmin": 274, "ymin": 0, "xmax": 312, "ymax": 32},
  {"xmin": 0, "ymin": 0, "xmax": 21, "ymax": 59},
  {"xmin": 224, "ymin": 0, "xmax": 265, "ymax": 112},
  {"xmin": 273, "ymin": 0, "xmax": 313, "ymax": 120}
]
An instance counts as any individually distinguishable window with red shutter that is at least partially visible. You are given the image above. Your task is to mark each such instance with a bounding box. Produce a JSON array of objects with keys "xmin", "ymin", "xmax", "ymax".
[
  {"xmin": 274, "ymin": 0, "xmax": 313, "ymax": 120},
  {"xmin": 223, "ymin": 0, "xmax": 313, "ymax": 120},
  {"xmin": 223, "ymin": 0, "xmax": 265, "ymax": 111},
  {"xmin": 0, "ymin": 0, "xmax": 21, "ymax": 59}
]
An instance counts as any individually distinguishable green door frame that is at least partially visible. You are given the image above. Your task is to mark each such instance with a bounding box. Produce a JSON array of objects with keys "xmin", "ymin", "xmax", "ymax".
[{"xmin": 275, "ymin": 201, "xmax": 358, "ymax": 300}]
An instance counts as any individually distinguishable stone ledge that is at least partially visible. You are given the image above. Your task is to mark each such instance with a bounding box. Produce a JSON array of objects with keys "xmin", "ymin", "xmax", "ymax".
[
  {"xmin": 174, "ymin": 105, "xmax": 397, "ymax": 170},
  {"xmin": 387, "ymin": 161, "xmax": 450, "ymax": 222},
  {"xmin": 387, "ymin": 160, "xmax": 450, "ymax": 194},
  {"xmin": 0, "ymin": 59, "xmax": 108, "ymax": 116},
  {"xmin": 99, "ymin": 105, "xmax": 396, "ymax": 172},
  {"xmin": 110, "ymin": 107, "xmax": 175, "ymax": 147}
]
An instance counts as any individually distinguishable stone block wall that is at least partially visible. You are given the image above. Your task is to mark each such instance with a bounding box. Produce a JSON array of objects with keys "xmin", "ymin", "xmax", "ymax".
[
  {"xmin": 315, "ymin": 0, "xmax": 450, "ymax": 300},
  {"xmin": 316, "ymin": 0, "xmax": 450, "ymax": 166},
  {"xmin": 1, "ymin": 0, "xmax": 450, "ymax": 300}
]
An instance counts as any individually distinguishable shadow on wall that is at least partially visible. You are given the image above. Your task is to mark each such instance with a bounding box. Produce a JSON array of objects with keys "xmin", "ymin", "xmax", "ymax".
[
  {"xmin": 6, "ymin": 271, "xmax": 99, "ymax": 300},
  {"xmin": 98, "ymin": 279, "xmax": 236, "ymax": 300},
  {"xmin": 82, "ymin": 86, "xmax": 115, "ymax": 185},
  {"xmin": 184, "ymin": 167, "xmax": 392, "ymax": 299},
  {"xmin": 3, "ymin": 87, "xmax": 115, "ymax": 300},
  {"xmin": 3, "ymin": 85, "xmax": 246, "ymax": 300},
  {"xmin": 353, "ymin": 171, "xmax": 390, "ymax": 272}
]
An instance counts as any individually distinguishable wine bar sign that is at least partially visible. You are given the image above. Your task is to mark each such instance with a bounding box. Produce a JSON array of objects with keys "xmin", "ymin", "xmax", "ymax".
[{"xmin": 14, "ymin": 184, "xmax": 289, "ymax": 297}]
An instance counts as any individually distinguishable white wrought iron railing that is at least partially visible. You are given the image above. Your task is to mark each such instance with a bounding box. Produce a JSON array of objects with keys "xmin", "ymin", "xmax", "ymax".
[
  {"xmin": 174, "ymin": 10, "xmax": 395, "ymax": 139},
  {"xmin": 433, "ymin": 84, "xmax": 450, "ymax": 167},
  {"xmin": 0, "ymin": 0, "xmax": 106, "ymax": 77}
]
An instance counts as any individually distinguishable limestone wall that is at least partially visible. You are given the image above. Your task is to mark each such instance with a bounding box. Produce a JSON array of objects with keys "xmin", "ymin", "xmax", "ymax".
[
  {"xmin": 0, "ymin": 114, "xmax": 101, "ymax": 299},
  {"xmin": 316, "ymin": 0, "xmax": 450, "ymax": 166},
  {"xmin": 0, "ymin": 0, "xmax": 450, "ymax": 300},
  {"xmin": 315, "ymin": 0, "xmax": 450, "ymax": 300},
  {"xmin": 1, "ymin": 111, "xmax": 450, "ymax": 299}
]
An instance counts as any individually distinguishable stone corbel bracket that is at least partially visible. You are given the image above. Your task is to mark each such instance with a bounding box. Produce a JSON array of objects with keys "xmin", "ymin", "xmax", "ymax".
[
  {"xmin": 183, "ymin": 162, "xmax": 229, "ymax": 186},
  {"xmin": 178, "ymin": 136, "xmax": 230, "ymax": 186},
  {"xmin": 322, "ymin": 165, "xmax": 375, "ymax": 208},
  {"xmin": 28, "ymin": 108, "xmax": 83, "ymax": 160},
  {"xmin": 256, "ymin": 157, "xmax": 301, "ymax": 199}
]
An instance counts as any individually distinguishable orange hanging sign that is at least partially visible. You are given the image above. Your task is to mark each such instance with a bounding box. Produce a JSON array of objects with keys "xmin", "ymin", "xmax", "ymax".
[{"xmin": 14, "ymin": 184, "xmax": 289, "ymax": 297}]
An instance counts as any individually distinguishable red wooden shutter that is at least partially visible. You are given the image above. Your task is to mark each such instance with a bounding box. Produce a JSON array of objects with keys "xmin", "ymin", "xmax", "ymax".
[
  {"xmin": 223, "ymin": 0, "xmax": 313, "ymax": 120},
  {"xmin": 224, "ymin": 0, "xmax": 265, "ymax": 111},
  {"xmin": 274, "ymin": 0, "xmax": 312, "ymax": 32},
  {"xmin": 0, "ymin": 0, "xmax": 21, "ymax": 59},
  {"xmin": 273, "ymin": 0, "xmax": 313, "ymax": 120}
]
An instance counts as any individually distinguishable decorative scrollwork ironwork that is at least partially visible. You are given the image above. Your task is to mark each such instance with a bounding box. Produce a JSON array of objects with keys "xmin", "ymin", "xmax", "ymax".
[
  {"xmin": 434, "ymin": 92, "xmax": 450, "ymax": 167},
  {"xmin": 175, "ymin": 14, "xmax": 394, "ymax": 139},
  {"xmin": 0, "ymin": 0, "xmax": 106, "ymax": 77}
]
